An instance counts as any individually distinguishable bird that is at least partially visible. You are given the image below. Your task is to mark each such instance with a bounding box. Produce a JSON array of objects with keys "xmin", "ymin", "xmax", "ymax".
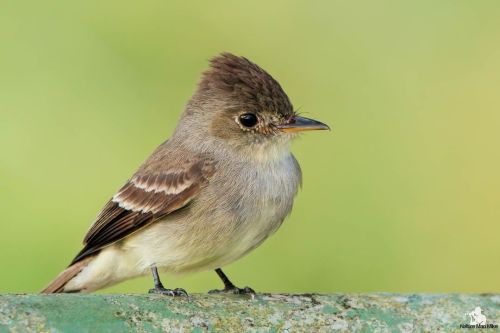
[{"xmin": 42, "ymin": 52, "xmax": 329, "ymax": 295}]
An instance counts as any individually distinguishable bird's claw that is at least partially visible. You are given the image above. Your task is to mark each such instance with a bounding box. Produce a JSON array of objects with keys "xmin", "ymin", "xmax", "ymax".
[
  {"xmin": 149, "ymin": 287, "xmax": 188, "ymax": 297},
  {"xmin": 208, "ymin": 286, "xmax": 255, "ymax": 296}
]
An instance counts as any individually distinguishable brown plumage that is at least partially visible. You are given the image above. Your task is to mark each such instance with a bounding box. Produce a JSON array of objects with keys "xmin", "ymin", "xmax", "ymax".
[
  {"xmin": 196, "ymin": 53, "xmax": 294, "ymax": 118},
  {"xmin": 41, "ymin": 256, "xmax": 93, "ymax": 293},
  {"xmin": 41, "ymin": 52, "xmax": 328, "ymax": 295},
  {"xmin": 42, "ymin": 144, "xmax": 216, "ymax": 293},
  {"xmin": 72, "ymin": 150, "xmax": 216, "ymax": 264}
]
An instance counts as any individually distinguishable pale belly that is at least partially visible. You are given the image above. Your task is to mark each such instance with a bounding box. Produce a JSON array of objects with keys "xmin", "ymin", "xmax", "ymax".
[
  {"xmin": 123, "ymin": 200, "xmax": 289, "ymax": 275},
  {"xmin": 65, "ymin": 153, "xmax": 301, "ymax": 292}
]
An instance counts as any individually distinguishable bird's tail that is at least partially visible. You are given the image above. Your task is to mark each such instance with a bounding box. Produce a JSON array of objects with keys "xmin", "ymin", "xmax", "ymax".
[{"xmin": 41, "ymin": 257, "xmax": 93, "ymax": 293}]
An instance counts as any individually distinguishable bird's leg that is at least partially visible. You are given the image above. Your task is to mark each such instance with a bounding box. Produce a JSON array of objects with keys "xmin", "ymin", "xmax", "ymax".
[
  {"xmin": 208, "ymin": 268, "xmax": 255, "ymax": 295},
  {"xmin": 148, "ymin": 265, "xmax": 187, "ymax": 296}
]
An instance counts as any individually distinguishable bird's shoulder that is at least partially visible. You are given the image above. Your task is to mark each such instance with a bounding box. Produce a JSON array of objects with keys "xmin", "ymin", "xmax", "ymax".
[
  {"xmin": 71, "ymin": 144, "xmax": 217, "ymax": 264},
  {"xmin": 115, "ymin": 144, "xmax": 217, "ymax": 214}
]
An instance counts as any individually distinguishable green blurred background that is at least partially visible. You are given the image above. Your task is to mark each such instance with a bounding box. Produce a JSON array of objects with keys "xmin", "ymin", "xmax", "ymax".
[{"xmin": 1, "ymin": 0, "xmax": 499, "ymax": 294}]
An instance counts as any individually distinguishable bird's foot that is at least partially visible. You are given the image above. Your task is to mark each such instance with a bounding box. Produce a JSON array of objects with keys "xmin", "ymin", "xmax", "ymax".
[
  {"xmin": 208, "ymin": 286, "xmax": 255, "ymax": 296},
  {"xmin": 148, "ymin": 286, "xmax": 188, "ymax": 297}
]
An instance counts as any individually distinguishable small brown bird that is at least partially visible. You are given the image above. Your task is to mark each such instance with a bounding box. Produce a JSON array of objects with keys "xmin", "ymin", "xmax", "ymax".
[{"xmin": 42, "ymin": 53, "xmax": 329, "ymax": 295}]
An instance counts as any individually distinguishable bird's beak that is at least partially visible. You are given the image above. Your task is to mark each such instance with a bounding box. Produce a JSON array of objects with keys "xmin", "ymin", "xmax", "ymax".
[{"xmin": 277, "ymin": 116, "xmax": 330, "ymax": 133}]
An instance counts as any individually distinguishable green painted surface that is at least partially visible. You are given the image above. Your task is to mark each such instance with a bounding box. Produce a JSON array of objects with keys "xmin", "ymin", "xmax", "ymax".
[{"xmin": 0, "ymin": 294, "xmax": 499, "ymax": 332}]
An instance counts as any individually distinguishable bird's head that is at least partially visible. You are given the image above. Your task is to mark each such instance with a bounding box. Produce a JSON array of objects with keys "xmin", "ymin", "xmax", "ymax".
[{"xmin": 176, "ymin": 53, "xmax": 329, "ymax": 160}]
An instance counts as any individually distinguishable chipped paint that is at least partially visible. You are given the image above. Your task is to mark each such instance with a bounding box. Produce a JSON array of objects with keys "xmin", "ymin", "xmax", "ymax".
[{"xmin": 0, "ymin": 293, "xmax": 498, "ymax": 332}]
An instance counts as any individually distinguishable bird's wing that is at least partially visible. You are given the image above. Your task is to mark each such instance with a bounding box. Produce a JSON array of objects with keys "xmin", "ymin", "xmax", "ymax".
[{"xmin": 70, "ymin": 150, "xmax": 216, "ymax": 265}]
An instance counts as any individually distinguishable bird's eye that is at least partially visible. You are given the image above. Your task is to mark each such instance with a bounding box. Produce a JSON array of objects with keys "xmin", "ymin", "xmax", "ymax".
[{"xmin": 239, "ymin": 113, "xmax": 258, "ymax": 128}]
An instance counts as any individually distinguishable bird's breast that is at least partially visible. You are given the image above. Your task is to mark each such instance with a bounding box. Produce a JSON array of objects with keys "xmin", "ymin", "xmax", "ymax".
[
  {"xmin": 120, "ymin": 153, "xmax": 302, "ymax": 273},
  {"xmin": 203, "ymin": 153, "xmax": 302, "ymax": 261}
]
